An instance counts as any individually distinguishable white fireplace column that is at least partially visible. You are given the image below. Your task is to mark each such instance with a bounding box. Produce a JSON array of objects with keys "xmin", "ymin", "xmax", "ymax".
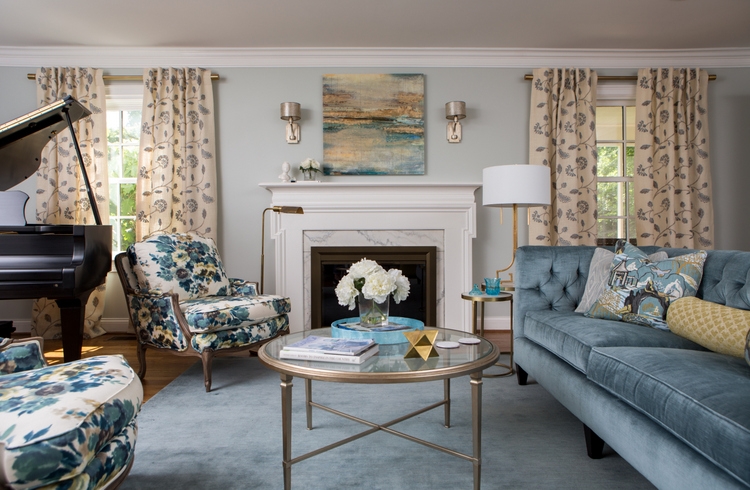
[{"xmin": 260, "ymin": 182, "xmax": 481, "ymax": 333}]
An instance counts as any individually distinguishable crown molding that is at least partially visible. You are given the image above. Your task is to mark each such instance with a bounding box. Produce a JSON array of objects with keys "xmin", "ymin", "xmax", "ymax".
[{"xmin": 1, "ymin": 46, "xmax": 749, "ymax": 69}]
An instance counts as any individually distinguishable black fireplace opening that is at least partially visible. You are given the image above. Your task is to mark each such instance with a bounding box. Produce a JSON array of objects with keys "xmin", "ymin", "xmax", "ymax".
[{"xmin": 311, "ymin": 246, "xmax": 437, "ymax": 329}]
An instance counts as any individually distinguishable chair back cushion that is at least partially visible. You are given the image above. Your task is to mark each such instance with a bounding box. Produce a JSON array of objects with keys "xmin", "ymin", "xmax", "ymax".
[{"xmin": 128, "ymin": 233, "xmax": 231, "ymax": 300}]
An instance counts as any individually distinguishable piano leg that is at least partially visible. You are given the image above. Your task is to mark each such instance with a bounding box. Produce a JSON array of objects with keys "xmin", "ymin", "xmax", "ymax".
[{"xmin": 56, "ymin": 293, "xmax": 91, "ymax": 363}]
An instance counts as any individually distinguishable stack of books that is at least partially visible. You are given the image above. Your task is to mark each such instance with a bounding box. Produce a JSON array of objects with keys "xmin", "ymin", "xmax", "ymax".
[{"xmin": 279, "ymin": 336, "xmax": 379, "ymax": 364}]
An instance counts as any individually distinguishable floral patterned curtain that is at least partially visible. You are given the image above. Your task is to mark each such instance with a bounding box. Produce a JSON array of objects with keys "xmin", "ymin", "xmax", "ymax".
[
  {"xmin": 528, "ymin": 68, "xmax": 598, "ymax": 246},
  {"xmin": 32, "ymin": 67, "xmax": 109, "ymax": 339},
  {"xmin": 634, "ymin": 68, "xmax": 714, "ymax": 248},
  {"xmin": 137, "ymin": 68, "xmax": 218, "ymax": 242}
]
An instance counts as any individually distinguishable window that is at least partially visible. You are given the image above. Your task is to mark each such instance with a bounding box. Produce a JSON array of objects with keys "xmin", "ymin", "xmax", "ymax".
[
  {"xmin": 106, "ymin": 84, "xmax": 142, "ymax": 254},
  {"xmin": 596, "ymin": 99, "xmax": 636, "ymax": 246}
]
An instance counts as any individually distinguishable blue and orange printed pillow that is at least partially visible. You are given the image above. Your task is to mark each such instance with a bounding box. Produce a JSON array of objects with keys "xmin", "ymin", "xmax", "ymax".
[{"xmin": 585, "ymin": 241, "xmax": 707, "ymax": 330}]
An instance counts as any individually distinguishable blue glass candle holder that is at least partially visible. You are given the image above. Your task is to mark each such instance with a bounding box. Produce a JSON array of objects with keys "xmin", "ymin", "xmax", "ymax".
[{"xmin": 484, "ymin": 277, "xmax": 501, "ymax": 295}]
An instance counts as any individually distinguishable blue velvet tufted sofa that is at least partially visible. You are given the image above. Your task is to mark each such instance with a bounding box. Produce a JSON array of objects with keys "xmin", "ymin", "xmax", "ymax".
[{"xmin": 514, "ymin": 245, "xmax": 750, "ymax": 490}]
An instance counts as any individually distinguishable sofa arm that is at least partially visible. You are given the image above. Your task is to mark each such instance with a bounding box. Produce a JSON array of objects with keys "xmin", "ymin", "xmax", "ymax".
[
  {"xmin": 514, "ymin": 246, "xmax": 597, "ymax": 339},
  {"xmin": 0, "ymin": 337, "xmax": 47, "ymax": 375},
  {"xmin": 229, "ymin": 278, "xmax": 259, "ymax": 297},
  {"xmin": 126, "ymin": 291, "xmax": 192, "ymax": 351}
]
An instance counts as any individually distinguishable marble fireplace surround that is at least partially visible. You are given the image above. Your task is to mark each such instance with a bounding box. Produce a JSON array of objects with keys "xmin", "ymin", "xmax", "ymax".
[{"xmin": 260, "ymin": 182, "xmax": 481, "ymax": 333}]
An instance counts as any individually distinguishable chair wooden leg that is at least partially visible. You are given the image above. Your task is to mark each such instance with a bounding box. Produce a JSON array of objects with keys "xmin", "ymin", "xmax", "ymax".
[
  {"xmin": 201, "ymin": 350, "xmax": 214, "ymax": 392},
  {"xmin": 136, "ymin": 342, "xmax": 147, "ymax": 380}
]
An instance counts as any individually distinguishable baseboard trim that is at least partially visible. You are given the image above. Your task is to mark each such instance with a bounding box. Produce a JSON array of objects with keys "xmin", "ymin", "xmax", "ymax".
[{"xmin": 10, "ymin": 318, "xmax": 132, "ymax": 334}]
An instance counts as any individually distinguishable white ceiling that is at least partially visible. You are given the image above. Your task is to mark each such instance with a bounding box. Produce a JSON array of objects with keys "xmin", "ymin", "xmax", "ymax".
[{"xmin": 1, "ymin": 0, "xmax": 749, "ymax": 51}]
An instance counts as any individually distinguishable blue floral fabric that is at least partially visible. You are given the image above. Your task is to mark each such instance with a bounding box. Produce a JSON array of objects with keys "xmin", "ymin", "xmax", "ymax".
[
  {"xmin": 0, "ymin": 355, "xmax": 142, "ymax": 489},
  {"xmin": 586, "ymin": 241, "xmax": 707, "ymax": 330},
  {"xmin": 128, "ymin": 233, "xmax": 231, "ymax": 300},
  {"xmin": 127, "ymin": 292, "xmax": 190, "ymax": 351},
  {"xmin": 191, "ymin": 314, "xmax": 288, "ymax": 352},
  {"xmin": 182, "ymin": 294, "xmax": 291, "ymax": 334},
  {"xmin": 0, "ymin": 338, "xmax": 46, "ymax": 375}
]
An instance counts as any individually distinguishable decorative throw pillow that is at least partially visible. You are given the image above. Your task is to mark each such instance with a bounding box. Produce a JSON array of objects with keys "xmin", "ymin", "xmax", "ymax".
[
  {"xmin": 128, "ymin": 233, "xmax": 231, "ymax": 301},
  {"xmin": 585, "ymin": 241, "xmax": 707, "ymax": 330},
  {"xmin": 668, "ymin": 297, "xmax": 750, "ymax": 358},
  {"xmin": 576, "ymin": 248, "xmax": 668, "ymax": 313}
]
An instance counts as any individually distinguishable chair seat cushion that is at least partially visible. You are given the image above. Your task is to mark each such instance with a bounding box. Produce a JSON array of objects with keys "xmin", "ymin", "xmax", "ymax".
[
  {"xmin": 181, "ymin": 294, "xmax": 291, "ymax": 334},
  {"xmin": 0, "ymin": 355, "xmax": 142, "ymax": 489},
  {"xmin": 523, "ymin": 310, "xmax": 705, "ymax": 373},
  {"xmin": 191, "ymin": 314, "xmax": 289, "ymax": 352},
  {"xmin": 588, "ymin": 347, "xmax": 750, "ymax": 487}
]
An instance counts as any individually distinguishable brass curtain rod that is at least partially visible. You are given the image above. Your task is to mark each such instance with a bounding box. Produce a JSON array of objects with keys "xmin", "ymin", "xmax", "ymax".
[
  {"xmin": 524, "ymin": 74, "xmax": 716, "ymax": 81},
  {"xmin": 27, "ymin": 73, "xmax": 220, "ymax": 81}
]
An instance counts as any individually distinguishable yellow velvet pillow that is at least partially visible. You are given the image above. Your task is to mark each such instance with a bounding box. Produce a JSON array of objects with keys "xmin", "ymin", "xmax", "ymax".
[{"xmin": 667, "ymin": 297, "xmax": 750, "ymax": 358}]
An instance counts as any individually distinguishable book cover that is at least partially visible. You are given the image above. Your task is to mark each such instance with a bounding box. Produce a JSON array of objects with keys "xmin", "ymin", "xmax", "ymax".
[
  {"xmin": 279, "ymin": 344, "xmax": 379, "ymax": 364},
  {"xmin": 283, "ymin": 335, "xmax": 375, "ymax": 356}
]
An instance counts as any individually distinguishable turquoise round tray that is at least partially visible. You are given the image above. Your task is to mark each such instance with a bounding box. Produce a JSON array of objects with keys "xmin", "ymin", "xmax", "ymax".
[{"xmin": 331, "ymin": 316, "xmax": 425, "ymax": 344}]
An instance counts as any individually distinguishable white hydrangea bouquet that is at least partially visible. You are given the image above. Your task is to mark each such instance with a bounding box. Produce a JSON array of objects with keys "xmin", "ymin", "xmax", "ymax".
[
  {"xmin": 299, "ymin": 157, "xmax": 321, "ymax": 180},
  {"xmin": 335, "ymin": 258, "xmax": 410, "ymax": 327}
]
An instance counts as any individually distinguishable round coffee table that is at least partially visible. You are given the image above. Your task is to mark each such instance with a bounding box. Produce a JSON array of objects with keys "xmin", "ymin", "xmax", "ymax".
[{"xmin": 259, "ymin": 327, "xmax": 499, "ymax": 490}]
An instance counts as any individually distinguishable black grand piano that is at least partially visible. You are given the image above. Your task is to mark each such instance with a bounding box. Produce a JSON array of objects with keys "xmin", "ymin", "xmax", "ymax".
[{"xmin": 0, "ymin": 96, "xmax": 112, "ymax": 362}]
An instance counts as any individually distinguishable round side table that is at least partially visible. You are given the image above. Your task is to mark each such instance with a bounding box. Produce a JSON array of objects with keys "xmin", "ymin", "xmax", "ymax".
[{"xmin": 461, "ymin": 291, "xmax": 514, "ymax": 377}]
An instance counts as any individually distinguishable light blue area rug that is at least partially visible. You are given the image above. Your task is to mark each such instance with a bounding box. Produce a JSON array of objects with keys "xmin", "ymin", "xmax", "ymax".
[{"xmin": 121, "ymin": 358, "xmax": 653, "ymax": 489}]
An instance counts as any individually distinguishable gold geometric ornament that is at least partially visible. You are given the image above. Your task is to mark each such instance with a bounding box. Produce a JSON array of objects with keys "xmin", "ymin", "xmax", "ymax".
[{"xmin": 403, "ymin": 329, "xmax": 439, "ymax": 360}]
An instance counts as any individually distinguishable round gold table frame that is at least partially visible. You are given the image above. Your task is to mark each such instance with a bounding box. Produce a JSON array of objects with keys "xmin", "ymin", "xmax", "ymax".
[{"xmin": 461, "ymin": 291, "xmax": 514, "ymax": 377}]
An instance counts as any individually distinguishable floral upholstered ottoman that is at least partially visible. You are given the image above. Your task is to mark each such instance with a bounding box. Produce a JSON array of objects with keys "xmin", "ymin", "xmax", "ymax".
[{"xmin": 0, "ymin": 338, "xmax": 143, "ymax": 490}]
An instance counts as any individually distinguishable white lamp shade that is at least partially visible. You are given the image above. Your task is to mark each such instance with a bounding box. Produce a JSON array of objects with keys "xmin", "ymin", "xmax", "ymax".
[{"xmin": 482, "ymin": 165, "xmax": 551, "ymax": 207}]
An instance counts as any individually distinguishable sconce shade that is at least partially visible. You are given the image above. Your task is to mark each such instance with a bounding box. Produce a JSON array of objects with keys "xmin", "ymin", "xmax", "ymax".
[
  {"xmin": 280, "ymin": 102, "xmax": 301, "ymax": 121},
  {"xmin": 482, "ymin": 165, "xmax": 551, "ymax": 207},
  {"xmin": 445, "ymin": 101, "xmax": 466, "ymax": 120}
]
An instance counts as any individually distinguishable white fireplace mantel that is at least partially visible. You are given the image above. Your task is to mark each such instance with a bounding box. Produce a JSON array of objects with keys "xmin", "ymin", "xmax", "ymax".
[{"xmin": 260, "ymin": 182, "xmax": 481, "ymax": 333}]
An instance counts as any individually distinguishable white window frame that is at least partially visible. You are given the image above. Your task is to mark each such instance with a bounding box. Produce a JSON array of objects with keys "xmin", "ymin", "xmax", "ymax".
[
  {"xmin": 596, "ymin": 83, "xmax": 636, "ymax": 245},
  {"xmin": 106, "ymin": 83, "xmax": 142, "ymax": 255}
]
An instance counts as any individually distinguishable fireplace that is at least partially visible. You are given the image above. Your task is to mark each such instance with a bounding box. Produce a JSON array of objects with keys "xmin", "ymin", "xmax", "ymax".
[
  {"xmin": 311, "ymin": 246, "xmax": 437, "ymax": 329},
  {"xmin": 259, "ymin": 182, "xmax": 480, "ymax": 333}
]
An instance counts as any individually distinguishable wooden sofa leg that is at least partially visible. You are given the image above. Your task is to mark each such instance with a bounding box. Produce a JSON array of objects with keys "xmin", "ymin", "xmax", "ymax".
[
  {"xmin": 583, "ymin": 424, "xmax": 605, "ymax": 459},
  {"xmin": 201, "ymin": 351, "xmax": 214, "ymax": 392},
  {"xmin": 136, "ymin": 342, "xmax": 147, "ymax": 380},
  {"xmin": 515, "ymin": 364, "xmax": 529, "ymax": 385}
]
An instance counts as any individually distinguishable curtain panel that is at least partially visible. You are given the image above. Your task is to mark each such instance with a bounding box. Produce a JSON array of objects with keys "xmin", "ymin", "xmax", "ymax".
[
  {"xmin": 32, "ymin": 67, "xmax": 109, "ymax": 339},
  {"xmin": 528, "ymin": 68, "xmax": 598, "ymax": 246},
  {"xmin": 634, "ymin": 68, "xmax": 714, "ymax": 249},
  {"xmin": 136, "ymin": 68, "xmax": 218, "ymax": 242}
]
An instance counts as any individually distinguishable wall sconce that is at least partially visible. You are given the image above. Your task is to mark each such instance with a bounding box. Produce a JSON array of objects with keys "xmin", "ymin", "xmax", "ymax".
[
  {"xmin": 280, "ymin": 102, "xmax": 301, "ymax": 144},
  {"xmin": 445, "ymin": 101, "xmax": 466, "ymax": 143}
]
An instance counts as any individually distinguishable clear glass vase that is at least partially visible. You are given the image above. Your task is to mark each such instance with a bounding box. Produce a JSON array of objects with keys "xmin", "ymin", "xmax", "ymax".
[{"xmin": 358, "ymin": 292, "xmax": 390, "ymax": 328}]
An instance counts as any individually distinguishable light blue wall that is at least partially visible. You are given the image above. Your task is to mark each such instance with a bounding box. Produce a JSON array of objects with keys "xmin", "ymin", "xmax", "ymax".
[{"xmin": 0, "ymin": 65, "xmax": 748, "ymax": 325}]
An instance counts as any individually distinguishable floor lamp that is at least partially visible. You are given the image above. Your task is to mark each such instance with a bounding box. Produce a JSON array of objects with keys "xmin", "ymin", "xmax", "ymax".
[
  {"xmin": 482, "ymin": 165, "xmax": 551, "ymax": 285},
  {"xmin": 261, "ymin": 205, "xmax": 304, "ymax": 294}
]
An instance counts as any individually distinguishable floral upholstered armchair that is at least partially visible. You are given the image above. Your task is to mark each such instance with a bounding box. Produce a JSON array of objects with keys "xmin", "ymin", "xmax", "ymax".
[
  {"xmin": 0, "ymin": 337, "xmax": 142, "ymax": 490},
  {"xmin": 114, "ymin": 233, "xmax": 290, "ymax": 392}
]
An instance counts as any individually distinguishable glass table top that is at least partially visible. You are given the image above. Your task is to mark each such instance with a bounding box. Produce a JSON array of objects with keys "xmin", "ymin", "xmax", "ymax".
[{"xmin": 259, "ymin": 327, "xmax": 499, "ymax": 381}]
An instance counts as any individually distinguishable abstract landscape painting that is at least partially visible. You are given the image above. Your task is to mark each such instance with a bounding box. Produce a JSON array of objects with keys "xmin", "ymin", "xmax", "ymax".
[{"xmin": 323, "ymin": 73, "xmax": 424, "ymax": 175}]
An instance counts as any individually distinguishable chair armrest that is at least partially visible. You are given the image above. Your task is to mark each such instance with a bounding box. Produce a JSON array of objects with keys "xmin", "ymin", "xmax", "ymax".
[
  {"xmin": 126, "ymin": 290, "xmax": 192, "ymax": 351},
  {"xmin": 0, "ymin": 337, "xmax": 47, "ymax": 375},
  {"xmin": 229, "ymin": 278, "xmax": 259, "ymax": 297}
]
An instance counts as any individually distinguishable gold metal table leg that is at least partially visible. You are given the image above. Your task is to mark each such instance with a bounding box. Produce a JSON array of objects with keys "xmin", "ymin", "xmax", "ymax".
[
  {"xmin": 444, "ymin": 378, "xmax": 451, "ymax": 428},
  {"xmin": 471, "ymin": 371, "xmax": 483, "ymax": 490},
  {"xmin": 305, "ymin": 378, "xmax": 313, "ymax": 430},
  {"xmin": 280, "ymin": 374, "xmax": 293, "ymax": 490}
]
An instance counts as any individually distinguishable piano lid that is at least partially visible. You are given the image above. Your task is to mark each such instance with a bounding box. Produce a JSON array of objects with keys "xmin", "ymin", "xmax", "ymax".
[{"xmin": 0, "ymin": 95, "xmax": 91, "ymax": 191}]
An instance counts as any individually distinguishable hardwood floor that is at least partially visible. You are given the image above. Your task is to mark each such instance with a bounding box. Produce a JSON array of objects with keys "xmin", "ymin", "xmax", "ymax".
[{"xmin": 34, "ymin": 330, "xmax": 512, "ymax": 403}]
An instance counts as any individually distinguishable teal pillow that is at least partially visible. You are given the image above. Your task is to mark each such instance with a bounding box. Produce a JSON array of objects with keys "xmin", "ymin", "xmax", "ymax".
[{"xmin": 585, "ymin": 241, "xmax": 707, "ymax": 330}]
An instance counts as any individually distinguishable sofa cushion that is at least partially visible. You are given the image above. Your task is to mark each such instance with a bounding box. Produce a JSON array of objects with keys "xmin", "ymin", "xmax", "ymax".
[
  {"xmin": 181, "ymin": 294, "xmax": 291, "ymax": 333},
  {"xmin": 0, "ymin": 355, "xmax": 142, "ymax": 489},
  {"xmin": 522, "ymin": 310, "xmax": 704, "ymax": 373},
  {"xmin": 586, "ymin": 241, "xmax": 706, "ymax": 330},
  {"xmin": 576, "ymin": 248, "xmax": 668, "ymax": 313},
  {"xmin": 128, "ymin": 233, "xmax": 231, "ymax": 301},
  {"xmin": 588, "ymin": 347, "xmax": 750, "ymax": 487},
  {"xmin": 667, "ymin": 297, "xmax": 750, "ymax": 358}
]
